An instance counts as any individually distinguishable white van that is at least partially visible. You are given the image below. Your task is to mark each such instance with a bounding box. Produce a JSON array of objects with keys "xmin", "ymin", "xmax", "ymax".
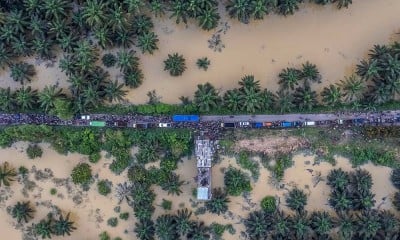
[{"xmin": 305, "ymin": 121, "xmax": 316, "ymax": 126}]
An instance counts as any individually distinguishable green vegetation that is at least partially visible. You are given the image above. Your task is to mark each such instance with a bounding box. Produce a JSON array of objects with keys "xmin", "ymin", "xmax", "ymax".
[
  {"xmin": 97, "ymin": 180, "xmax": 112, "ymax": 196},
  {"xmin": 71, "ymin": 163, "xmax": 92, "ymax": 185},
  {"xmin": 35, "ymin": 219, "xmax": 53, "ymax": 239},
  {"xmin": 102, "ymin": 53, "xmax": 117, "ymax": 68},
  {"xmin": 11, "ymin": 201, "xmax": 34, "ymax": 223},
  {"xmin": 107, "ymin": 217, "xmax": 118, "ymax": 227},
  {"xmin": 196, "ymin": 57, "xmax": 210, "ymax": 71},
  {"xmin": 286, "ymin": 187, "xmax": 308, "ymax": 213},
  {"xmin": 236, "ymin": 151, "xmax": 260, "ymax": 180},
  {"xmin": 224, "ymin": 167, "xmax": 252, "ymax": 196},
  {"xmin": 0, "ymin": 161, "xmax": 16, "ymax": 187},
  {"xmin": 52, "ymin": 213, "xmax": 76, "ymax": 236},
  {"xmin": 50, "ymin": 188, "xmax": 57, "ymax": 195},
  {"xmin": 161, "ymin": 199, "xmax": 172, "ymax": 210},
  {"xmin": 205, "ymin": 188, "xmax": 230, "ymax": 215},
  {"xmin": 164, "ymin": 53, "xmax": 186, "ymax": 77},
  {"xmin": 119, "ymin": 212, "xmax": 129, "ymax": 220},
  {"xmin": 260, "ymin": 196, "xmax": 276, "ymax": 213},
  {"xmin": 99, "ymin": 231, "xmax": 110, "ymax": 240},
  {"xmin": 10, "ymin": 62, "xmax": 35, "ymax": 84},
  {"xmin": 26, "ymin": 144, "xmax": 43, "ymax": 159}
]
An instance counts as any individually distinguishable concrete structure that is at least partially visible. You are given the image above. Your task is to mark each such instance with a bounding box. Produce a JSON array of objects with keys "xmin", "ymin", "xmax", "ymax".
[{"xmin": 195, "ymin": 138, "xmax": 215, "ymax": 200}]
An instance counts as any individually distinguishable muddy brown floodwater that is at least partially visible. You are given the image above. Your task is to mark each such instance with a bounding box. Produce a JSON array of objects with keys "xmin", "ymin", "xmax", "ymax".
[
  {"xmin": 0, "ymin": 142, "xmax": 396, "ymax": 239},
  {"xmin": 0, "ymin": 0, "xmax": 399, "ymax": 104}
]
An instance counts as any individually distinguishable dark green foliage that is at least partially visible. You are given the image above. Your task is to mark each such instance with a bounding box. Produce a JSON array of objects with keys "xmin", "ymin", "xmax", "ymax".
[
  {"xmin": 160, "ymin": 173, "xmax": 184, "ymax": 196},
  {"xmin": 107, "ymin": 217, "xmax": 118, "ymax": 227},
  {"xmin": 327, "ymin": 168, "xmax": 349, "ymax": 191},
  {"xmin": 236, "ymin": 151, "xmax": 259, "ymax": 180},
  {"xmin": 286, "ymin": 187, "xmax": 307, "ymax": 213},
  {"xmin": 11, "ymin": 201, "xmax": 34, "ymax": 223},
  {"xmin": 71, "ymin": 163, "xmax": 92, "ymax": 185},
  {"xmin": 210, "ymin": 222, "xmax": 226, "ymax": 239},
  {"xmin": 161, "ymin": 199, "xmax": 172, "ymax": 210},
  {"xmin": 310, "ymin": 211, "xmax": 333, "ymax": 237},
  {"xmin": 155, "ymin": 214, "xmax": 178, "ymax": 240},
  {"xmin": 26, "ymin": 144, "xmax": 43, "ymax": 159},
  {"xmin": 244, "ymin": 210, "xmax": 271, "ymax": 240},
  {"xmin": 132, "ymin": 15, "xmax": 154, "ymax": 35},
  {"xmin": 134, "ymin": 219, "xmax": 155, "ymax": 240},
  {"xmin": 0, "ymin": 161, "xmax": 16, "ymax": 187},
  {"xmin": 277, "ymin": 0, "xmax": 304, "ymax": 16},
  {"xmin": 52, "ymin": 213, "xmax": 76, "ymax": 236},
  {"xmin": 224, "ymin": 167, "xmax": 252, "ymax": 196},
  {"xmin": 205, "ymin": 188, "xmax": 230, "ymax": 215},
  {"xmin": 355, "ymin": 210, "xmax": 381, "ymax": 239},
  {"xmin": 89, "ymin": 152, "xmax": 101, "ymax": 163},
  {"xmin": 35, "ymin": 219, "xmax": 53, "ymax": 239},
  {"xmin": 10, "ymin": 62, "xmax": 36, "ymax": 84},
  {"xmin": 393, "ymin": 191, "xmax": 400, "ymax": 211},
  {"xmin": 50, "ymin": 188, "xmax": 57, "ymax": 195},
  {"xmin": 102, "ymin": 53, "xmax": 117, "ymax": 68},
  {"xmin": 18, "ymin": 166, "xmax": 28, "ymax": 177},
  {"xmin": 260, "ymin": 196, "xmax": 276, "ymax": 213},
  {"xmin": 137, "ymin": 32, "xmax": 159, "ymax": 54},
  {"xmin": 391, "ymin": 169, "xmax": 400, "ymax": 189},
  {"xmin": 164, "ymin": 53, "xmax": 186, "ymax": 76},
  {"xmin": 176, "ymin": 208, "xmax": 193, "ymax": 236},
  {"xmin": 128, "ymin": 165, "xmax": 148, "ymax": 184},
  {"xmin": 97, "ymin": 180, "xmax": 112, "ymax": 196},
  {"xmin": 321, "ymin": 84, "xmax": 342, "ymax": 107},
  {"xmin": 291, "ymin": 212, "xmax": 312, "ymax": 240},
  {"xmin": 194, "ymin": 82, "xmax": 220, "ymax": 112},
  {"xmin": 278, "ymin": 67, "xmax": 302, "ymax": 90},
  {"xmin": 187, "ymin": 221, "xmax": 210, "ymax": 240},
  {"xmin": 337, "ymin": 213, "xmax": 355, "ymax": 240},
  {"xmin": 196, "ymin": 57, "xmax": 210, "ymax": 71},
  {"xmin": 99, "ymin": 231, "xmax": 110, "ymax": 240}
]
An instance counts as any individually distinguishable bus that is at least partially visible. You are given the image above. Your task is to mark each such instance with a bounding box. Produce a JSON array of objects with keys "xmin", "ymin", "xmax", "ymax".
[{"xmin": 89, "ymin": 121, "xmax": 106, "ymax": 127}]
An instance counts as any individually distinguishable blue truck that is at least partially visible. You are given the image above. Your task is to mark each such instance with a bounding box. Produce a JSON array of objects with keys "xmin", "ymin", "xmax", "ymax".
[
  {"xmin": 281, "ymin": 122, "xmax": 293, "ymax": 128},
  {"xmin": 252, "ymin": 122, "xmax": 263, "ymax": 128},
  {"xmin": 172, "ymin": 115, "xmax": 200, "ymax": 122}
]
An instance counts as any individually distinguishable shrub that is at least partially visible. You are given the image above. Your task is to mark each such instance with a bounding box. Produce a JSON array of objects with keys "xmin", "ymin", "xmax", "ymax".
[
  {"xmin": 119, "ymin": 212, "xmax": 129, "ymax": 220},
  {"xmin": 161, "ymin": 199, "xmax": 172, "ymax": 210},
  {"xmin": 260, "ymin": 196, "xmax": 276, "ymax": 213},
  {"xmin": 164, "ymin": 53, "xmax": 186, "ymax": 76},
  {"xmin": 71, "ymin": 163, "xmax": 92, "ymax": 185},
  {"xmin": 286, "ymin": 188, "xmax": 308, "ymax": 213},
  {"xmin": 210, "ymin": 222, "xmax": 226, "ymax": 238},
  {"xmin": 89, "ymin": 152, "xmax": 101, "ymax": 163},
  {"xmin": 97, "ymin": 180, "xmax": 112, "ymax": 196},
  {"xmin": 196, "ymin": 57, "xmax": 210, "ymax": 71},
  {"xmin": 99, "ymin": 231, "xmax": 110, "ymax": 240},
  {"xmin": 127, "ymin": 165, "xmax": 148, "ymax": 184},
  {"xmin": 393, "ymin": 192, "xmax": 400, "ymax": 211},
  {"xmin": 102, "ymin": 53, "xmax": 117, "ymax": 67},
  {"xmin": 236, "ymin": 151, "xmax": 260, "ymax": 180},
  {"xmin": 18, "ymin": 166, "xmax": 29, "ymax": 177},
  {"xmin": 26, "ymin": 144, "xmax": 43, "ymax": 159},
  {"xmin": 107, "ymin": 217, "xmax": 118, "ymax": 227},
  {"xmin": 50, "ymin": 188, "xmax": 57, "ymax": 195},
  {"xmin": 224, "ymin": 167, "xmax": 252, "ymax": 196},
  {"xmin": 391, "ymin": 169, "xmax": 400, "ymax": 190}
]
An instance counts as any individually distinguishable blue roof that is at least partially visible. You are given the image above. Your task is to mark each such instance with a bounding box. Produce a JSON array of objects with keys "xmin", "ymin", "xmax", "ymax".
[
  {"xmin": 197, "ymin": 187, "xmax": 210, "ymax": 200},
  {"xmin": 172, "ymin": 115, "xmax": 200, "ymax": 122}
]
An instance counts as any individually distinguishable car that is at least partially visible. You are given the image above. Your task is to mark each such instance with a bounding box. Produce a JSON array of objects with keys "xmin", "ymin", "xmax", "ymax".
[
  {"xmin": 305, "ymin": 121, "xmax": 316, "ymax": 126},
  {"xmin": 238, "ymin": 121, "xmax": 250, "ymax": 127},
  {"xmin": 221, "ymin": 122, "xmax": 235, "ymax": 128},
  {"xmin": 81, "ymin": 115, "xmax": 90, "ymax": 120},
  {"xmin": 158, "ymin": 123, "xmax": 171, "ymax": 128},
  {"xmin": 263, "ymin": 122, "xmax": 273, "ymax": 128}
]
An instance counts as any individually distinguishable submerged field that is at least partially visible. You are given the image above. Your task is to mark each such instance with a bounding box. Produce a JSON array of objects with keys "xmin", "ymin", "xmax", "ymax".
[{"xmin": 1, "ymin": 124, "xmax": 400, "ymax": 239}]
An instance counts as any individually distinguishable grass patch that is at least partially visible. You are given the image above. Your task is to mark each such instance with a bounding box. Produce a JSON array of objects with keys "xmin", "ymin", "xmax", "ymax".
[{"xmin": 236, "ymin": 151, "xmax": 260, "ymax": 181}]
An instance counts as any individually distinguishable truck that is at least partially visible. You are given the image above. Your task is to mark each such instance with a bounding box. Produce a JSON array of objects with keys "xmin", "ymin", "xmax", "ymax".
[
  {"xmin": 281, "ymin": 122, "xmax": 293, "ymax": 128},
  {"xmin": 89, "ymin": 121, "xmax": 106, "ymax": 127},
  {"xmin": 238, "ymin": 122, "xmax": 250, "ymax": 128},
  {"xmin": 221, "ymin": 122, "xmax": 235, "ymax": 128},
  {"xmin": 305, "ymin": 121, "xmax": 316, "ymax": 126},
  {"xmin": 158, "ymin": 123, "xmax": 172, "ymax": 128},
  {"xmin": 172, "ymin": 115, "xmax": 200, "ymax": 122},
  {"xmin": 353, "ymin": 118, "xmax": 365, "ymax": 125},
  {"xmin": 130, "ymin": 122, "xmax": 148, "ymax": 129},
  {"xmin": 263, "ymin": 122, "xmax": 273, "ymax": 128},
  {"xmin": 252, "ymin": 122, "xmax": 263, "ymax": 128}
]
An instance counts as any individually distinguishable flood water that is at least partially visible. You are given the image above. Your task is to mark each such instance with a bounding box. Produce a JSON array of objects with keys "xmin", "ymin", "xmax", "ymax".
[
  {"xmin": 0, "ymin": 0, "xmax": 399, "ymax": 104},
  {"xmin": 0, "ymin": 143, "xmax": 396, "ymax": 239}
]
